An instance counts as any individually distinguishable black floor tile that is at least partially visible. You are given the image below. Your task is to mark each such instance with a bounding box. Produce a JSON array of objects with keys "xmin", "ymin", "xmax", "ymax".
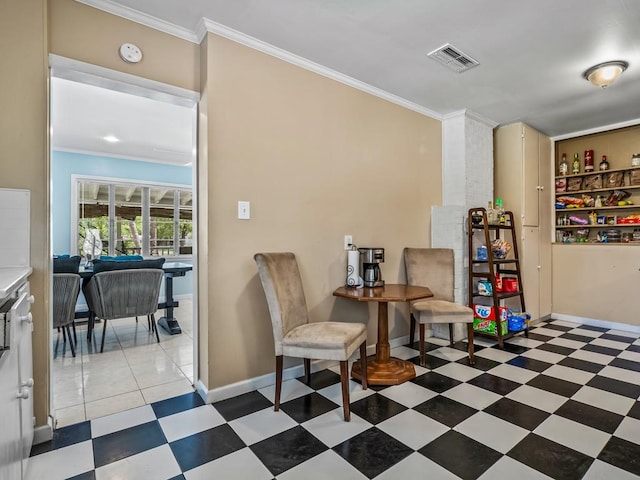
[
  {"xmin": 557, "ymin": 357, "xmax": 605, "ymax": 374},
  {"xmin": 170, "ymin": 423, "xmax": 245, "ymax": 472},
  {"xmin": 598, "ymin": 436, "xmax": 640, "ymax": 477},
  {"xmin": 451, "ymin": 340, "xmax": 485, "ymax": 353},
  {"xmin": 419, "ymin": 430, "xmax": 502, "ymax": 480},
  {"xmin": 168, "ymin": 475, "xmax": 186, "ymax": 480},
  {"xmin": 587, "ymin": 375, "xmax": 640, "ymax": 399},
  {"xmin": 408, "ymin": 353, "xmax": 449, "ymax": 369},
  {"xmin": 544, "ymin": 323, "xmax": 574, "ymax": 332},
  {"xmin": 536, "ymin": 342, "xmax": 576, "ymax": 356},
  {"xmin": 411, "ymin": 371, "xmax": 461, "ymax": 393},
  {"xmin": 467, "ymin": 373, "xmax": 521, "ymax": 396},
  {"xmin": 526, "ymin": 374, "xmax": 582, "ymax": 397},
  {"xmin": 333, "ymin": 427, "xmax": 412, "ymax": 479},
  {"xmin": 279, "ymin": 392, "xmax": 339, "ymax": 423},
  {"xmin": 414, "ymin": 395, "xmax": 477, "ymax": 427},
  {"xmin": 252, "ymin": 426, "xmax": 328, "ymax": 477},
  {"xmin": 582, "ymin": 344, "xmax": 622, "ymax": 357},
  {"xmin": 406, "ymin": 340, "xmax": 443, "ymax": 352},
  {"xmin": 484, "ymin": 397, "xmax": 550, "ymax": 430},
  {"xmin": 507, "ymin": 355, "xmax": 552, "ymax": 373},
  {"xmin": 610, "ymin": 357, "xmax": 640, "ymax": 372},
  {"xmin": 213, "ymin": 390, "xmax": 274, "ymax": 421},
  {"xmin": 30, "ymin": 421, "xmax": 91, "ymax": 456},
  {"xmin": 600, "ymin": 333, "xmax": 636, "ymax": 344},
  {"xmin": 508, "ymin": 433, "xmax": 594, "ymax": 480},
  {"xmin": 527, "ymin": 332, "xmax": 554, "ymax": 342},
  {"xmin": 627, "ymin": 344, "xmax": 640, "ymax": 353},
  {"xmin": 558, "ymin": 332, "xmax": 593, "ymax": 344},
  {"xmin": 349, "ymin": 393, "xmax": 407, "ymax": 424},
  {"xmin": 93, "ymin": 421, "xmax": 167, "ymax": 468},
  {"xmin": 627, "ymin": 401, "xmax": 640, "ymax": 420},
  {"xmin": 296, "ymin": 369, "xmax": 341, "ymax": 390},
  {"xmin": 151, "ymin": 392, "xmax": 205, "ymax": 419},
  {"xmin": 554, "ymin": 399, "xmax": 624, "ymax": 434},
  {"xmin": 68, "ymin": 471, "xmax": 96, "ymax": 480},
  {"xmin": 501, "ymin": 343, "xmax": 529, "ymax": 354},
  {"xmin": 577, "ymin": 324, "xmax": 609, "ymax": 333},
  {"xmin": 456, "ymin": 355, "xmax": 501, "ymax": 371}
]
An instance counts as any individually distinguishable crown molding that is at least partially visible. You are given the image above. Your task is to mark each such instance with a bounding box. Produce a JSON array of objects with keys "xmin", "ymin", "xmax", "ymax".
[
  {"xmin": 551, "ymin": 117, "xmax": 640, "ymax": 141},
  {"xmin": 199, "ymin": 18, "xmax": 442, "ymax": 121},
  {"xmin": 75, "ymin": 0, "xmax": 198, "ymax": 43},
  {"xmin": 442, "ymin": 109, "xmax": 497, "ymax": 128}
]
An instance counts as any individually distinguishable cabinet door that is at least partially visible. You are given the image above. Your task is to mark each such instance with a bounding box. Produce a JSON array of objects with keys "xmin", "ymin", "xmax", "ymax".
[
  {"xmin": 0, "ymin": 333, "xmax": 24, "ymax": 480},
  {"xmin": 15, "ymin": 291, "xmax": 33, "ymax": 476},
  {"xmin": 523, "ymin": 125, "xmax": 539, "ymax": 227},
  {"xmin": 521, "ymin": 227, "xmax": 540, "ymax": 321}
]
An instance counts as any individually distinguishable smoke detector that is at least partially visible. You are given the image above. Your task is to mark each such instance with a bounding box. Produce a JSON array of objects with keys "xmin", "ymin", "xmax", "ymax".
[
  {"xmin": 428, "ymin": 43, "xmax": 479, "ymax": 73},
  {"xmin": 119, "ymin": 43, "xmax": 143, "ymax": 64}
]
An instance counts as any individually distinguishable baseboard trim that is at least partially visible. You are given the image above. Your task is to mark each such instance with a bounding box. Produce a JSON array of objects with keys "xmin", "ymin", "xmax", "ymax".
[
  {"xmin": 199, "ymin": 336, "xmax": 410, "ymax": 403},
  {"xmin": 551, "ymin": 313, "xmax": 640, "ymax": 334},
  {"xmin": 33, "ymin": 420, "xmax": 53, "ymax": 445}
]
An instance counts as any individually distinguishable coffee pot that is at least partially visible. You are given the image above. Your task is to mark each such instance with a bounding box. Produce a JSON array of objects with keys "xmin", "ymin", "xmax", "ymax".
[{"xmin": 358, "ymin": 247, "xmax": 385, "ymax": 287}]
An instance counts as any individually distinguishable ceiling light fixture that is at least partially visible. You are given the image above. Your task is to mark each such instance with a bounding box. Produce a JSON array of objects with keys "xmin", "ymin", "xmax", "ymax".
[
  {"xmin": 583, "ymin": 60, "xmax": 628, "ymax": 88},
  {"xmin": 103, "ymin": 135, "xmax": 120, "ymax": 143}
]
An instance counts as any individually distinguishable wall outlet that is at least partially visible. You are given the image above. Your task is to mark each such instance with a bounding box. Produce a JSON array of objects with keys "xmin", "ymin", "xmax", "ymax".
[{"xmin": 344, "ymin": 234, "xmax": 353, "ymax": 250}]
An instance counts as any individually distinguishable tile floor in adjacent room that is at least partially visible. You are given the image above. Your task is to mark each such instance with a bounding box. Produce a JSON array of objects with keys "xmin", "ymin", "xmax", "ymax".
[
  {"xmin": 33, "ymin": 318, "xmax": 640, "ymax": 480},
  {"xmin": 51, "ymin": 299, "xmax": 194, "ymax": 427}
]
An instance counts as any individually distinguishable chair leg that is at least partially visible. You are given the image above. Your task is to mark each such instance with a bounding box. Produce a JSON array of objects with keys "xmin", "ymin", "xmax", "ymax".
[
  {"xmin": 359, "ymin": 341, "xmax": 367, "ymax": 390},
  {"xmin": 87, "ymin": 312, "xmax": 94, "ymax": 342},
  {"xmin": 304, "ymin": 358, "xmax": 311, "ymax": 385},
  {"xmin": 65, "ymin": 325, "xmax": 76, "ymax": 358},
  {"xmin": 274, "ymin": 355, "xmax": 283, "ymax": 411},
  {"xmin": 467, "ymin": 323, "xmax": 475, "ymax": 365},
  {"xmin": 339, "ymin": 360, "xmax": 350, "ymax": 422},
  {"xmin": 409, "ymin": 313, "xmax": 416, "ymax": 346},
  {"xmin": 72, "ymin": 321, "xmax": 77, "ymax": 343},
  {"xmin": 448, "ymin": 323, "xmax": 454, "ymax": 347},
  {"xmin": 151, "ymin": 314, "xmax": 160, "ymax": 343},
  {"xmin": 100, "ymin": 318, "xmax": 108, "ymax": 353},
  {"xmin": 419, "ymin": 323, "xmax": 426, "ymax": 367}
]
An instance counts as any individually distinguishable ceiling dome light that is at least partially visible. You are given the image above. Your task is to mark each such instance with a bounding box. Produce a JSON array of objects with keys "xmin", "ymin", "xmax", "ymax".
[{"xmin": 583, "ymin": 60, "xmax": 629, "ymax": 88}]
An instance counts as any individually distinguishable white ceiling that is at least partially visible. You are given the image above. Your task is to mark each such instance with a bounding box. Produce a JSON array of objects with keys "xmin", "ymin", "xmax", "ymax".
[{"xmin": 56, "ymin": 0, "xmax": 640, "ymax": 163}]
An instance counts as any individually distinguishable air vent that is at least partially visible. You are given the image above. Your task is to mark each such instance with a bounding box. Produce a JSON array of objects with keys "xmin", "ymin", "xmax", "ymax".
[{"xmin": 428, "ymin": 43, "xmax": 479, "ymax": 73}]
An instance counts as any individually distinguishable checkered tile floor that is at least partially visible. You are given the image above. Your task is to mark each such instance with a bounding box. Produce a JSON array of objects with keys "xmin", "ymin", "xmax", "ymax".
[{"xmin": 28, "ymin": 319, "xmax": 640, "ymax": 480}]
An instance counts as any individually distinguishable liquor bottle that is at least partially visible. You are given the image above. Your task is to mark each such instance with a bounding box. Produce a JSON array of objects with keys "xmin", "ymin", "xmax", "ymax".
[
  {"xmin": 486, "ymin": 200, "xmax": 496, "ymax": 224},
  {"xmin": 599, "ymin": 155, "xmax": 609, "ymax": 171},
  {"xmin": 572, "ymin": 153, "xmax": 580, "ymax": 174},
  {"xmin": 495, "ymin": 198, "xmax": 505, "ymax": 225},
  {"xmin": 559, "ymin": 153, "xmax": 568, "ymax": 175}
]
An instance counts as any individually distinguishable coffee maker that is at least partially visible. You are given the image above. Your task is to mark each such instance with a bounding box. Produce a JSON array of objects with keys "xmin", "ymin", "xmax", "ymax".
[{"xmin": 358, "ymin": 247, "xmax": 385, "ymax": 287}]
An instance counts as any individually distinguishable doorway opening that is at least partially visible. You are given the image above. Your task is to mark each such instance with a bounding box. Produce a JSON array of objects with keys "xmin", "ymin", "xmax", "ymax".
[{"xmin": 49, "ymin": 55, "xmax": 199, "ymax": 428}]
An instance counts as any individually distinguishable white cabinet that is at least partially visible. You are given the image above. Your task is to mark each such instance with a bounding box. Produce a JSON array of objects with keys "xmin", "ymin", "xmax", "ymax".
[{"xmin": 495, "ymin": 123, "xmax": 552, "ymax": 321}]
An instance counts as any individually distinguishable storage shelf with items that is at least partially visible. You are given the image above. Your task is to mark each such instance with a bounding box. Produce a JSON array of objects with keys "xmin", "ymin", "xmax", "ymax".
[
  {"xmin": 555, "ymin": 162, "xmax": 640, "ymax": 243},
  {"xmin": 467, "ymin": 207, "xmax": 529, "ymax": 348}
]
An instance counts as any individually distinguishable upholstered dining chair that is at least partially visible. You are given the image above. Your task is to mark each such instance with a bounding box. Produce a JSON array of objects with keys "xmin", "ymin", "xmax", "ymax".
[
  {"xmin": 403, "ymin": 248, "xmax": 475, "ymax": 366},
  {"xmin": 254, "ymin": 252, "xmax": 368, "ymax": 421},
  {"xmin": 53, "ymin": 273, "xmax": 81, "ymax": 357},
  {"xmin": 83, "ymin": 268, "xmax": 163, "ymax": 352}
]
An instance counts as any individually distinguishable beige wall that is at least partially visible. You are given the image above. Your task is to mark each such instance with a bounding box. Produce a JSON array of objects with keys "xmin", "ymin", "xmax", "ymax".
[
  {"xmin": 201, "ymin": 34, "xmax": 442, "ymax": 389},
  {"xmin": 1, "ymin": 0, "xmax": 49, "ymax": 426},
  {"xmin": 4, "ymin": 0, "xmax": 442, "ymax": 428}
]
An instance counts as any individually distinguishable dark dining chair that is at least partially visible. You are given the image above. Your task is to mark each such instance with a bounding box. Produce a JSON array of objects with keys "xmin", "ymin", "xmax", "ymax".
[
  {"xmin": 52, "ymin": 273, "xmax": 81, "ymax": 357},
  {"xmin": 83, "ymin": 268, "xmax": 163, "ymax": 352},
  {"xmin": 254, "ymin": 252, "xmax": 368, "ymax": 421}
]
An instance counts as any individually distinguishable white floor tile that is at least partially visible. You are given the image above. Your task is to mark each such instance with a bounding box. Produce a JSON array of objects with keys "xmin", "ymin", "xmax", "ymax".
[
  {"xmin": 618, "ymin": 349, "xmax": 640, "ymax": 363},
  {"xmin": 598, "ymin": 365, "xmax": 640, "ymax": 385},
  {"xmin": 568, "ymin": 327, "xmax": 603, "ymax": 338},
  {"xmin": 571, "ymin": 386, "xmax": 635, "ymax": 415},
  {"xmin": 534, "ymin": 414, "xmax": 611, "ymax": 457},
  {"xmin": 374, "ymin": 452, "xmax": 462, "ymax": 480},
  {"xmin": 590, "ymin": 337, "xmax": 632, "ymax": 351},
  {"xmin": 94, "ymin": 444, "xmax": 181, "ymax": 480},
  {"xmin": 507, "ymin": 385, "xmax": 566, "ymax": 413},
  {"xmin": 433, "ymin": 362, "xmax": 482, "ymax": 382},
  {"xmin": 455, "ymin": 411, "xmax": 528, "ymax": 454},
  {"xmin": 547, "ymin": 337, "xmax": 588, "ymax": 350},
  {"xmin": 85, "ymin": 390, "xmax": 146, "ymax": 421},
  {"xmin": 529, "ymin": 326, "xmax": 565, "ymax": 337},
  {"xmin": 548, "ymin": 320, "xmax": 581, "ymax": 329},
  {"xmin": 475, "ymin": 347, "xmax": 517, "ymax": 363},
  {"xmin": 229, "ymin": 407, "xmax": 297, "ymax": 445},
  {"xmin": 378, "ymin": 380, "xmax": 438, "ymax": 408},
  {"xmin": 25, "ymin": 440, "xmax": 94, "ymax": 480},
  {"xmin": 505, "ymin": 336, "xmax": 543, "ymax": 349},
  {"xmin": 141, "ymin": 378, "xmax": 195, "ymax": 404},
  {"xmin": 521, "ymin": 348, "xmax": 565, "ymax": 364},
  {"xmin": 183, "ymin": 447, "xmax": 273, "ymax": 480},
  {"xmin": 390, "ymin": 345, "xmax": 420, "ymax": 360},
  {"xmin": 278, "ymin": 449, "xmax": 367, "ymax": 480},
  {"xmin": 316, "ymin": 379, "xmax": 375, "ymax": 405},
  {"xmin": 568, "ymin": 349, "xmax": 615, "ymax": 365},
  {"xmin": 614, "ymin": 416, "xmax": 640, "ymax": 444},
  {"xmin": 301, "ymin": 409, "xmax": 372, "ymax": 447},
  {"xmin": 541, "ymin": 364, "xmax": 595, "ymax": 385},
  {"xmin": 486, "ymin": 363, "xmax": 538, "ymax": 384},
  {"xmin": 54, "ymin": 404, "xmax": 86, "ymax": 428},
  {"xmin": 258, "ymin": 378, "xmax": 314, "ymax": 404},
  {"xmin": 159, "ymin": 404, "xmax": 226, "ymax": 442},
  {"xmin": 91, "ymin": 404, "xmax": 157, "ymax": 438},
  {"xmin": 428, "ymin": 346, "xmax": 470, "ymax": 362},
  {"xmin": 376, "ymin": 409, "xmax": 448, "ymax": 450},
  {"xmin": 582, "ymin": 459, "xmax": 640, "ymax": 480},
  {"xmin": 442, "ymin": 383, "xmax": 501, "ymax": 410},
  {"xmin": 478, "ymin": 455, "xmax": 553, "ymax": 480}
]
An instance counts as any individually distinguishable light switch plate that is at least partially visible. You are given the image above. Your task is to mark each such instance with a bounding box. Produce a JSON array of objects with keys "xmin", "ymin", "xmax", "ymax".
[{"xmin": 238, "ymin": 201, "xmax": 250, "ymax": 220}]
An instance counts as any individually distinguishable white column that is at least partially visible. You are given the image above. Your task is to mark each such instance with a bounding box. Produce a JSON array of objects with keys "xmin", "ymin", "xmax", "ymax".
[{"xmin": 431, "ymin": 110, "xmax": 496, "ymax": 341}]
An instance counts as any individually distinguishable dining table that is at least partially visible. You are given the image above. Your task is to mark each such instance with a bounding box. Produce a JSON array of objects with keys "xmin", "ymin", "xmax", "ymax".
[{"xmin": 333, "ymin": 283, "xmax": 433, "ymax": 385}]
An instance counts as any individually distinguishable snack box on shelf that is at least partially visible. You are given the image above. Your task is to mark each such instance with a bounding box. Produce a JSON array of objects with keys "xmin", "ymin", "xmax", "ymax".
[{"xmin": 473, "ymin": 304, "xmax": 508, "ymax": 335}]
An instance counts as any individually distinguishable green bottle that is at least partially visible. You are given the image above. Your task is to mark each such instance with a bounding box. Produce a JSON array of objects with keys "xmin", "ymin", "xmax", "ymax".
[{"xmin": 572, "ymin": 153, "xmax": 580, "ymax": 174}]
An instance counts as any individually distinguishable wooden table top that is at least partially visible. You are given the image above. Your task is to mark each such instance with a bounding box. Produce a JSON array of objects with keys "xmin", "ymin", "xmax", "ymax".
[{"xmin": 333, "ymin": 284, "xmax": 433, "ymax": 303}]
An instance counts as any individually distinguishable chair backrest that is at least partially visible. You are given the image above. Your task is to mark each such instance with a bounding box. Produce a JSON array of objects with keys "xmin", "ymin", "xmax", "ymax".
[
  {"xmin": 85, "ymin": 268, "xmax": 163, "ymax": 320},
  {"xmin": 254, "ymin": 252, "xmax": 310, "ymax": 356},
  {"xmin": 403, "ymin": 248, "xmax": 455, "ymax": 302},
  {"xmin": 52, "ymin": 273, "xmax": 81, "ymax": 328}
]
